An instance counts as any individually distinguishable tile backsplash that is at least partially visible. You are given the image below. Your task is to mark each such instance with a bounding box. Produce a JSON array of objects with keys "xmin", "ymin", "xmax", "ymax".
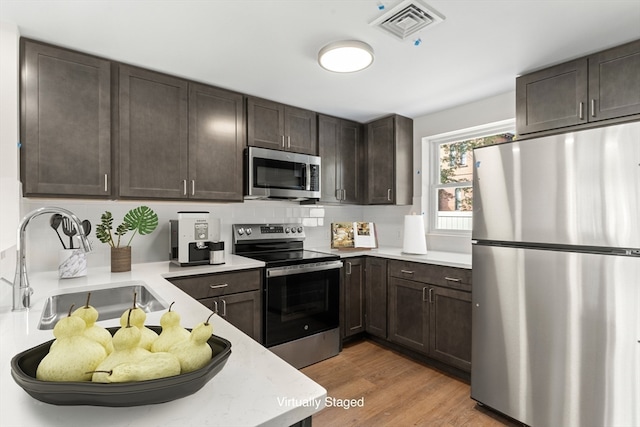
[{"xmin": 19, "ymin": 198, "xmax": 413, "ymax": 272}]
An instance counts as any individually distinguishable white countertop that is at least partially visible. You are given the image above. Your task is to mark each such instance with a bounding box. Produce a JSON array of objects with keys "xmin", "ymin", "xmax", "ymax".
[
  {"xmin": 0, "ymin": 254, "xmax": 326, "ymax": 427},
  {"xmin": 315, "ymin": 247, "xmax": 472, "ymax": 270}
]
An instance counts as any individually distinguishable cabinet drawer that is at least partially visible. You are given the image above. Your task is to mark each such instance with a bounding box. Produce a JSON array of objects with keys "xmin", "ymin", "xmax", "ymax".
[
  {"xmin": 388, "ymin": 260, "xmax": 471, "ymax": 291},
  {"xmin": 168, "ymin": 269, "xmax": 262, "ymax": 299}
]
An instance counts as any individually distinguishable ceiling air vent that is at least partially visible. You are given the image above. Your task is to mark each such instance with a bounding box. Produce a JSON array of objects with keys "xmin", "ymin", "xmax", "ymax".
[{"xmin": 370, "ymin": 0, "xmax": 445, "ymax": 40}]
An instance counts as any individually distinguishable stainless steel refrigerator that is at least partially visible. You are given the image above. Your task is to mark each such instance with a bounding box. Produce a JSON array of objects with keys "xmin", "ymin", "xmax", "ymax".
[{"xmin": 471, "ymin": 121, "xmax": 639, "ymax": 427}]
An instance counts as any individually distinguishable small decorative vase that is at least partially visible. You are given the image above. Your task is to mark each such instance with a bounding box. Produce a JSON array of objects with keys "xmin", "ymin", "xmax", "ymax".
[{"xmin": 111, "ymin": 246, "xmax": 131, "ymax": 272}]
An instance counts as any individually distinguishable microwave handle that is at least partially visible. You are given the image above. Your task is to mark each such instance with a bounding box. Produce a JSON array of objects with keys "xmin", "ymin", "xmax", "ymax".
[{"xmin": 304, "ymin": 163, "xmax": 310, "ymax": 191}]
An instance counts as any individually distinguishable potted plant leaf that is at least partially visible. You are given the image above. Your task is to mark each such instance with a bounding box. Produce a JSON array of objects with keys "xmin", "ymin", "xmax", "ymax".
[{"xmin": 96, "ymin": 206, "xmax": 159, "ymax": 272}]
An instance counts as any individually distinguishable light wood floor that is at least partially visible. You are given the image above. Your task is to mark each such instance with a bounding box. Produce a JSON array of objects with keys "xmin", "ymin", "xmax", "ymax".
[{"xmin": 301, "ymin": 339, "xmax": 518, "ymax": 427}]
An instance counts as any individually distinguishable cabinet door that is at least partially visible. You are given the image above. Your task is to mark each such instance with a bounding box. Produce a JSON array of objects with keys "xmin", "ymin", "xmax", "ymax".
[
  {"xmin": 588, "ymin": 39, "xmax": 640, "ymax": 122},
  {"xmin": 343, "ymin": 258, "xmax": 365, "ymax": 337},
  {"xmin": 318, "ymin": 115, "xmax": 340, "ymax": 202},
  {"xmin": 119, "ymin": 65, "xmax": 188, "ymax": 198},
  {"xmin": 220, "ymin": 291, "xmax": 262, "ymax": 343},
  {"xmin": 365, "ymin": 257, "xmax": 388, "ymax": 338},
  {"xmin": 516, "ymin": 59, "xmax": 588, "ymax": 135},
  {"xmin": 21, "ymin": 40, "xmax": 111, "ymax": 197},
  {"xmin": 247, "ymin": 97, "xmax": 285, "ymax": 151},
  {"xmin": 388, "ymin": 277, "xmax": 428, "ymax": 353},
  {"xmin": 366, "ymin": 116, "xmax": 395, "ymax": 204},
  {"xmin": 188, "ymin": 83, "xmax": 244, "ymax": 201},
  {"xmin": 428, "ymin": 286, "xmax": 472, "ymax": 372},
  {"xmin": 284, "ymin": 106, "xmax": 317, "ymax": 155},
  {"xmin": 338, "ymin": 119, "xmax": 361, "ymax": 204},
  {"xmin": 199, "ymin": 291, "xmax": 262, "ymax": 342}
]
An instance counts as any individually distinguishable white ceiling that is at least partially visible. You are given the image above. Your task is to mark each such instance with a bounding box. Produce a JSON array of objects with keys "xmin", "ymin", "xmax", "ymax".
[{"xmin": 1, "ymin": 0, "xmax": 639, "ymax": 123}]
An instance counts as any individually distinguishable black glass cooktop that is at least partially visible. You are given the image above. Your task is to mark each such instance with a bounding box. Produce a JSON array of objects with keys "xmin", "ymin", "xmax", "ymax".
[{"xmin": 241, "ymin": 249, "xmax": 339, "ymax": 267}]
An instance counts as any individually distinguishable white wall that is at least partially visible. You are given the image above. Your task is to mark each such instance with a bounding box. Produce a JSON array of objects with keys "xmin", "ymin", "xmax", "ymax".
[
  {"xmin": 0, "ymin": 22, "xmax": 20, "ymax": 281},
  {"xmin": 412, "ymin": 91, "xmax": 516, "ymax": 254},
  {"xmin": 20, "ymin": 198, "xmax": 366, "ymax": 272}
]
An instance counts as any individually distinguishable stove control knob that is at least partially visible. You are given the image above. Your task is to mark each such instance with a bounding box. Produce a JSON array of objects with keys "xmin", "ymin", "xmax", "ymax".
[
  {"xmin": 297, "ymin": 226, "xmax": 303, "ymax": 233},
  {"xmin": 246, "ymin": 228, "xmax": 252, "ymax": 235},
  {"xmin": 285, "ymin": 227, "xmax": 290, "ymax": 233},
  {"xmin": 237, "ymin": 228, "xmax": 244, "ymax": 235}
]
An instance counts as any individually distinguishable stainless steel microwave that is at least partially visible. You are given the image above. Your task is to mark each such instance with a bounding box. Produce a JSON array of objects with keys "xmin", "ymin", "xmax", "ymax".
[{"xmin": 245, "ymin": 146, "xmax": 321, "ymax": 200}]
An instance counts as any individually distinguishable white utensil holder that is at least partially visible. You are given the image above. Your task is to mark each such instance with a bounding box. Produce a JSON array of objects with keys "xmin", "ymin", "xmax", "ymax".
[{"xmin": 58, "ymin": 249, "xmax": 87, "ymax": 278}]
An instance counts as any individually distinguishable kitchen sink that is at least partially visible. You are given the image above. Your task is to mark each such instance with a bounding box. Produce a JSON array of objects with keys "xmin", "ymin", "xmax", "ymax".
[{"xmin": 37, "ymin": 281, "xmax": 168, "ymax": 330}]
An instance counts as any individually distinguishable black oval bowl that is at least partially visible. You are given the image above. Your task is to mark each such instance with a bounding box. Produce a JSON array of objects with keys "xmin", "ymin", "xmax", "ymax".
[{"xmin": 10, "ymin": 326, "xmax": 231, "ymax": 406}]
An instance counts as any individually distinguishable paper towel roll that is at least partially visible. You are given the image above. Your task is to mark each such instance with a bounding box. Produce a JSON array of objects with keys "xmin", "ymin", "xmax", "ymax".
[{"xmin": 402, "ymin": 214, "xmax": 427, "ymax": 254}]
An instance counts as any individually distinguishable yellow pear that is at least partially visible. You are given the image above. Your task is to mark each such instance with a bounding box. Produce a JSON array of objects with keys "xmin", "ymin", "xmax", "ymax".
[
  {"xmin": 93, "ymin": 309, "xmax": 150, "ymax": 383},
  {"xmin": 151, "ymin": 302, "xmax": 190, "ymax": 353},
  {"xmin": 104, "ymin": 352, "xmax": 181, "ymax": 383},
  {"xmin": 118, "ymin": 292, "xmax": 158, "ymax": 350},
  {"xmin": 168, "ymin": 313, "xmax": 213, "ymax": 373},
  {"xmin": 37, "ymin": 305, "xmax": 107, "ymax": 382},
  {"xmin": 72, "ymin": 292, "xmax": 114, "ymax": 354}
]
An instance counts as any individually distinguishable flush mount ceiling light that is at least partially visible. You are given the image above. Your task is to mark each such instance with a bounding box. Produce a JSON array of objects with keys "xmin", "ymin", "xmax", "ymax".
[{"xmin": 318, "ymin": 40, "xmax": 374, "ymax": 73}]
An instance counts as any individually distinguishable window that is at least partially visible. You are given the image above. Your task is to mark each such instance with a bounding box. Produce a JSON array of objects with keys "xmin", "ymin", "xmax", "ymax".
[{"xmin": 425, "ymin": 120, "xmax": 515, "ymax": 232}]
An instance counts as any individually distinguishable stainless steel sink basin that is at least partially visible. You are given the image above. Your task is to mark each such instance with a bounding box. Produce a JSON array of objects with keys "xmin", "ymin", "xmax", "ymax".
[{"xmin": 38, "ymin": 281, "xmax": 168, "ymax": 330}]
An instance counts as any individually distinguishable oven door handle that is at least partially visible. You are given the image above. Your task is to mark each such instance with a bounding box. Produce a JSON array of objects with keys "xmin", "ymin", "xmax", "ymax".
[{"xmin": 266, "ymin": 260, "xmax": 343, "ymax": 278}]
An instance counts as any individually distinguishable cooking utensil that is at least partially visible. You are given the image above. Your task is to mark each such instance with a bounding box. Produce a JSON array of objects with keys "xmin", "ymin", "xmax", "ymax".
[
  {"xmin": 81, "ymin": 219, "xmax": 91, "ymax": 238},
  {"xmin": 49, "ymin": 214, "xmax": 67, "ymax": 249},
  {"xmin": 62, "ymin": 217, "xmax": 77, "ymax": 250}
]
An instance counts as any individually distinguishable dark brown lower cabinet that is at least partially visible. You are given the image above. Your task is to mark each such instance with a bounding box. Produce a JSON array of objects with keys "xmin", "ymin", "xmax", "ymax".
[
  {"xmin": 429, "ymin": 286, "xmax": 471, "ymax": 371},
  {"xmin": 387, "ymin": 270, "xmax": 472, "ymax": 372},
  {"xmin": 342, "ymin": 257, "xmax": 365, "ymax": 338},
  {"xmin": 388, "ymin": 277, "xmax": 428, "ymax": 353},
  {"xmin": 199, "ymin": 291, "xmax": 261, "ymax": 342},
  {"xmin": 365, "ymin": 257, "xmax": 388, "ymax": 339},
  {"xmin": 167, "ymin": 269, "xmax": 262, "ymax": 342}
]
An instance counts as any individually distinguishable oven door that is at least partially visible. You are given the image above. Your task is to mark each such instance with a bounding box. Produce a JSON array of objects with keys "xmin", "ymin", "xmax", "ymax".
[{"xmin": 264, "ymin": 261, "xmax": 342, "ymax": 347}]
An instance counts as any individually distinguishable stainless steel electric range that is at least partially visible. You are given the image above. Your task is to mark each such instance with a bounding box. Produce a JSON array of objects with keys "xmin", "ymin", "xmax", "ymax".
[{"xmin": 232, "ymin": 223, "xmax": 342, "ymax": 369}]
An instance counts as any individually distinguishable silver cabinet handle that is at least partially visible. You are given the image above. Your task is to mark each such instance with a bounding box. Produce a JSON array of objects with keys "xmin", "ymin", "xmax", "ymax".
[
  {"xmin": 220, "ymin": 299, "xmax": 227, "ymax": 317},
  {"xmin": 342, "ymin": 189, "xmax": 346, "ymax": 201},
  {"xmin": 346, "ymin": 262, "xmax": 352, "ymax": 275},
  {"xmin": 212, "ymin": 299, "xmax": 219, "ymax": 314},
  {"xmin": 387, "ymin": 189, "xmax": 392, "ymax": 201},
  {"xmin": 428, "ymin": 287, "xmax": 434, "ymax": 304},
  {"xmin": 104, "ymin": 174, "xmax": 108, "ymax": 192},
  {"xmin": 191, "ymin": 180, "xmax": 195, "ymax": 196},
  {"xmin": 281, "ymin": 135, "xmax": 285, "ymax": 148},
  {"xmin": 591, "ymin": 99, "xmax": 596, "ymax": 117},
  {"xmin": 400, "ymin": 269, "xmax": 414, "ymax": 275},
  {"xmin": 422, "ymin": 287, "xmax": 428, "ymax": 301},
  {"xmin": 444, "ymin": 277, "xmax": 461, "ymax": 282},
  {"xmin": 579, "ymin": 102, "xmax": 584, "ymax": 120},
  {"xmin": 182, "ymin": 180, "xmax": 187, "ymax": 196},
  {"xmin": 287, "ymin": 136, "xmax": 291, "ymax": 149},
  {"xmin": 209, "ymin": 283, "xmax": 229, "ymax": 289}
]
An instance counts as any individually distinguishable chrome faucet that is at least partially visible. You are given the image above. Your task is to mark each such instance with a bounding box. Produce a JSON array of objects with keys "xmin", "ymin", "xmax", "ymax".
[{"xmin": 12, "ymin": 207, "xmax": 92, "ymax": 311}]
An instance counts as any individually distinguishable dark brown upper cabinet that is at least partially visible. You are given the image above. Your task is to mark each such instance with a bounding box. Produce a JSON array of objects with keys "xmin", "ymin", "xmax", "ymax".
[
  {"xmin": 516, "ymin": 39, "xmax": 640, "ymax": 135},
  {"xmin": 188, "ymin": 83, "xmax": 245, "ymax": 201},
  {"xmin": 20, "ymin": 39, "xmax": 112, "ymax": 197},
  {"xmin": 118, "ymin": 65, "xmax": 189, "ymax": 199},
  {"xmin": 118, "ymin": 66, "xmax": 244, "ymax": 201},
  {"xmin": 364, "ymin": 114, "xmax": 413, "ymax": 205},
  {"xmin": 318, "ymin": 115, "xmax": 362, "ymax": 204},
  {"xmin": 247, "ymin": 96, "xmax": 317, "ymax": 155},
  {"xmin": 588, "ymin": 40, "xmax": 640, "ymax": 122}
]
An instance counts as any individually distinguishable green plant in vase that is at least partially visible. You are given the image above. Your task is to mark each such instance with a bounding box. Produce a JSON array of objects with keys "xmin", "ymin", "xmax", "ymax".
[{"xmin": 96, "ymin": 206, "xmax": 158, "ymax": 272}]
